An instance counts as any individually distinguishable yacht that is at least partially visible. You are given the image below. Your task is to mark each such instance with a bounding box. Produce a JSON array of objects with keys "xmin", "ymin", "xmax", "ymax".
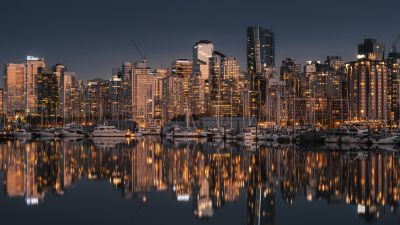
[
  {"xmin": 167, "ymin": 127, "xmax": 207, "ymax": 138},
  {"xmin": 91, "ymin": 125, "xmax": 127, "ymax": 137},
  {"xmin": 242, "ymin": 127, "xmax": 258, "ymax": 141},
  {"xmin": 36, "ymin": 128, "xmax": 58, "ymax": 138},
  {"xmin": 13, "ymin": 129, "xmax": 32, "ymax": 139},
  {"xmin": 61, "ymin": 123, "xmax": 87, "ymax": 138}
]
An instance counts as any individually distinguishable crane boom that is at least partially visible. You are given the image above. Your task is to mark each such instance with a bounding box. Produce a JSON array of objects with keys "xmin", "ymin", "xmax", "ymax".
[{"xmin": 132, "ymin": 40, "xmax": 146, "ymax": 60}]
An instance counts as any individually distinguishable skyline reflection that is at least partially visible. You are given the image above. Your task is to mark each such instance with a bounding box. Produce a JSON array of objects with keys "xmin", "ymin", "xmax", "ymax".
[{"xmin": 0, "ymin": 138, "xmax": 399, "ymax": 224}]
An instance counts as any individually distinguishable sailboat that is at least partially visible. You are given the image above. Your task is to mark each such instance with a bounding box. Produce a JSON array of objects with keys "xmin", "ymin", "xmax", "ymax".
[{"xmin": 166, "ymin": 101, "xmax": 207, "ymax": 139}]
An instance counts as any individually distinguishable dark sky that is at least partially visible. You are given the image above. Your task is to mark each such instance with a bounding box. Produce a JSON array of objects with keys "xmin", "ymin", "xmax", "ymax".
[{"xmin": 0, "ymin": 0, "xmax": 399, "ymax": 81}]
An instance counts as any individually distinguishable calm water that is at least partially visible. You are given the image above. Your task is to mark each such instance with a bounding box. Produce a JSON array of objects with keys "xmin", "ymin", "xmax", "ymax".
[{"xmin": 0, "ymin": 137, "xmax": 399, "ymax": 225}]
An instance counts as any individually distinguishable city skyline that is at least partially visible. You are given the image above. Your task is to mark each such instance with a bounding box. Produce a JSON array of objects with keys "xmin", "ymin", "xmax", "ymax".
[{"xmin": 0, "ymin": 0, "xmax": 399, "ymax": 81}]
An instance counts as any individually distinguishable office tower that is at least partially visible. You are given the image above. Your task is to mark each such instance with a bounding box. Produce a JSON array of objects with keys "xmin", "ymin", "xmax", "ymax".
[
  {"xmin": 26, "ymin": 56, "xmax": 45, "ymax": 115},
  {"xmin": 61, "ymin": 71, "xmax": 79, "ymax": 123},
  {"xmin": 209, "ymin": 51, "xmax": 241, "ymax": 117},
  {"xmin": 36, "ymin": 67, "xmax": 60, "ymax": 125},
  {"xmin": 121, "ymin": 62, "xmax": 133, "ymax": 120},
  {"xmin": 163, "ymin": 72, "xmax": 185, "ymax": 121},
  {"xmin": 4, "ymin": 63, "xmax": 26, "ymax": 117},
  {"xmin": 358, "ymin": 38, "xmax": 385, "ymax": 61},
  {"xmin": 53, "ymin": 64, "xmax": 66, "ymax": 121},
  {"xmin": 247, "ymin": 26, "xmax": 275, "ymax": 73},
  {"xmin": 152, "ymin": 68, "xmax": 167, "ymax": 123},
  {"xmin": 247, "ymin": 27, "xmax": 275, "ymax": 118},
  {"xmin": 172, "ymin": 59, "xmax": 192, "ymax": 100},
  {"xmin": 85, "ymin": 79, "xmax": 103, "ymax": 124},
  {"xmin": 280, "ymin": 58, "xmax": 302, "ymax": 96},
  {"xmin": 191, "ymin": 40, "xmax": 214, "ymax": 115},
  {"xmin": 325, "ymin": 56, "xmax": 348, "ymax": 126},
  {"xmin": 386, "ymin": 48, "xmax": 400, "ymax": 124},
  {"xmin": 346, "ymin": 39, "xmax": 388, "ymax": 122},
  {"xmin": 110, "ymin": 71, "xmax": 122, "ymax": 120},
  {"xmin": 132, "ymin": 61, "xmax": 153, "ymax": 126}
]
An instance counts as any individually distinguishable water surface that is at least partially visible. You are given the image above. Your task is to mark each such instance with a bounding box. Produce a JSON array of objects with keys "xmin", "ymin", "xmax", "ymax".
[{"xmin": 0, "ymin": 137, "xmax": 399, "ymax": 225}]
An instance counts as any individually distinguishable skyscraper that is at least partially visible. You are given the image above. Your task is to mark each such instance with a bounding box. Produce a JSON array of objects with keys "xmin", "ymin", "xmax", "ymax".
[
  {"xmin": 358, "ymin": 38, "xmax": 385, "ymax": 61},
  {"xmin": 132, "ymin": 61, "xmax": 153, "ymax": 126},
  {"xmin": 26, "ymin": 56, "xmax": 45, "ymax": 116},
  {"xmin": 152, "ymin": 68, "xmax": 168, "ymax": 122},
  {"xmin": 346, "ymin": 39, "xmax": 388, "ymax": 122},
  {"xmin": 121, "ymin": 62, "xmax": 133, "ymax": 120},
  {"xmin": 4, "ymin": 63, "xmax": 26, "ymax": 117},
  {"xmin": 386, "ymin": 48, "xmax": 400, "ymax": 124},
  {"xmin": 191, "ymin": 40, "xmax": 214, "ymax": 115},
  {"xmin": 209, "ymin": 51, "xmax": 241, "ymax": 117},
  {"xmin": 247, "ymin": 26, "xmax": 275, "ymax": 74},
  {"xmin": 36, "ymin": 67, "xmax": 60, "ymax": 125},
  {"xmin": 247, "ymin": 27, "xmax": 275, "ymax": 118},
  {"xmin": 172, "ymin": 59, "xmax": 192, "ymax": 100}
]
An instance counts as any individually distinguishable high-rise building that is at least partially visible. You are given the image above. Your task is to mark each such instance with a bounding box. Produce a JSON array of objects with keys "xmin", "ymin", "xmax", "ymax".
[
  {"xmin": 386, "ymin": 49, "xmax": 400, "ymax": 124},
  {"xmin": 152, "ymin": 68, "xmax": 168, "ymax": 122},
  {"xmin": 4, "ymin": 63, "xmax": 26, "ymax": 117},
  {"xmin": 247, "ymin": 26, "xmax": 275, "ymax": 74},
  {"xmin": 110, "ymin": 71, "xmax": 122, "ymax": 120},
  {"xmin": 172, "ymin": 59, "xmax": 192, "ymax": 100},
  {"xmin": 132, "ymin": 61, "xmax": 153, "ymax": 125},
  {"xmin": 191, "ymin": 40, "xmax": 214, "ymax": 115},
  {"xmin": 163, "ymin": 72, "xmax": 185, "ymax": 122},
  {"xmin": 121, "ymin": 62, "xmax": 133, "ymax": 120},
  {"xmin": 85, "ymin": 79, "xmax": 103, "ymax": 124},
  {"xmin": 209, "ymin": 51, "xmax": 241, "ymax": 117},
  {"xmin": 346, "ymin": 39, "xmax": 388, "ymax": 122},
  {"xmin": 26, "ymin": 56, "xmax": 45, "ymax": 115},
  {"xmin": 358, "ymin": 38, "xmax": 385, "ymax": 61},
  {"xmin": 247, "ymin": 27, "xmax": 275, "ymax": 118},
  {"xmin": 36, "ymin": 67, "xmax": 60, "ymax": 125}
]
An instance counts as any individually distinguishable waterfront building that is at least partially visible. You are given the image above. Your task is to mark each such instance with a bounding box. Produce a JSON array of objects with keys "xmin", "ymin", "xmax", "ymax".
[
  {"xmin": 36, "ymin": 67, "xmax": 60, "ymax": 125},
  {"xmin": 247, "ymin": 27, "xmax": 275, "ymax": 118},
  {"xmin": 386, "ymin": 49, "xmax": 400, "ymax": 125},
  {"xmin": 26, "ymin": 56, "xmax": 45, "ymax": 116},
  {"xmin": 4, "ymin": 63, "xmax": 26, "ymax": 117},
  {"xmin": 132, "ymin": 61, "xmax": 153, "ymax": 126},
  {"xmin": 121, "ymin": 62, "xmax": 133, "ymax": 120},
  {"xmin": 346, "ymin": 39, "xmax": 388, "ymax": 122},
  {"xmin": 191, "ymin": 40, "xmax": 214, "ymax": 115}
]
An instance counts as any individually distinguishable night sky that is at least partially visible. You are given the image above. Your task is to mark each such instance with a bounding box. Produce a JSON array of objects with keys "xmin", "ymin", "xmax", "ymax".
[{"xmin": 0, "ymin": 0, "xmax": 399, "ymax": 81}]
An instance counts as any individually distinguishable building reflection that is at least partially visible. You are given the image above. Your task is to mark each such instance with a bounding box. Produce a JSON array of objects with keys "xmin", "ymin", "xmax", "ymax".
[{"xmin": 0, "ymin": 138, "xmax": 399, "ymax": 224}]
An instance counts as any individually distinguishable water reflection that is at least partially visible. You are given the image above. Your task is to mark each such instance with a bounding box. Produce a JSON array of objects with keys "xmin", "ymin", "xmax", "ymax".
[{"xmin": 0, "ymin": 138, "xmax": 399, "ymax": 224}]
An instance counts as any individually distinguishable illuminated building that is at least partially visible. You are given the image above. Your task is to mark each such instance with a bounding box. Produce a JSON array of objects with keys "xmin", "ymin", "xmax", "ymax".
[
  {"xmin": 36, "ymin": 67, "xmax": 60, "ymax": 125},
  {"xmin": 191, "ymin": 40, "xmax": 214, "ymax": 115},
  {"xmin": 247, "ymin": 27, "xmax": 275, "ymax": 118},
  {"xmin": 84, "ymin": 79, "xmax": 104, "ymax": 124},
  {"xmin": 346, "ymin": 39, "xmax": 388, "ymax": 122},
  {"xmin": 386, "ymin": 49, "xmax": 400, "ymax": 125},
  {"xmin": 152, "ymin": 68, "xmax": 167, "ymax": 122},
  {"xmin": 121, "ymin": 62, "xmax": 133, "ymax": 120},
  {"xmin": 209, "ymin": 51, "xmax": 241, "ymax": 117},
  {"xmin": 163, "ymin": 72, "xmax": 185, "ymax": 121},
  {"xmin": 132, "ymin": 61, "xmax": 153, "ymax": 125},
  {"xmin": 4, "ymin": 63, "xmax": 26, "ymax": 116},
  {"xmin": 110, "ymin": 71, "xmax": 122, "ymax": 120},
  {"xmin": 26, "ymin": 56, "xmax": 45, "ymax": 116},
  {"xmin": 172, "ymin": 59, "xmax": 192, "ymax": 99}
]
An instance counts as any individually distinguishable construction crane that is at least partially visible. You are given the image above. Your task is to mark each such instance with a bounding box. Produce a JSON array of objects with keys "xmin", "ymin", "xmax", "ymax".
[
  {"xmin": 391, "ymin": 33, "xmax": 400, "ymax": 53},
  {"xmin": 131, "ymin": 40, "xmax": 146, "ymax": 62}
]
